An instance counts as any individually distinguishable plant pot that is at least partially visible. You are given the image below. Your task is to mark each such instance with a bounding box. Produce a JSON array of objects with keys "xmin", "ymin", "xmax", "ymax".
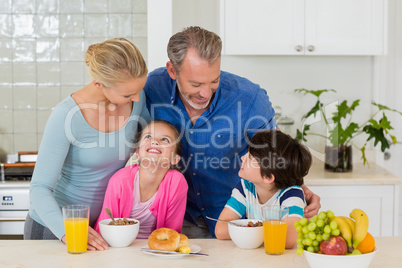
[{"xmin": 324, "ymin": 145, "xmax": 353, "ymax": 172}]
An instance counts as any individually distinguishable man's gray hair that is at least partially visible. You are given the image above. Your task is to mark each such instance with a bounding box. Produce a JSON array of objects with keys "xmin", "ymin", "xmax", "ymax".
[{"xmin": 167, "ymin": 26, "xmax": 222, "ymax": 73}]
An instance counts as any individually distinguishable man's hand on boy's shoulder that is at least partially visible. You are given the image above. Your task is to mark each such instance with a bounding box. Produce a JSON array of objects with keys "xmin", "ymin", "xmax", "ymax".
[{"xmin": 301, "ymin": 185, "xmax": 321, "ymax": 219}]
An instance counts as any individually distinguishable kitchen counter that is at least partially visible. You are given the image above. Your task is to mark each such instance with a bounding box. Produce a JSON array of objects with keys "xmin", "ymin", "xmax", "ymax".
[
  {"xmin": 304, "ymin": 162, "xmax": 402, "ymax": 186},
  {"xmin": 0, "ymin": 237, "xmax": 400, "ymax": 267}
]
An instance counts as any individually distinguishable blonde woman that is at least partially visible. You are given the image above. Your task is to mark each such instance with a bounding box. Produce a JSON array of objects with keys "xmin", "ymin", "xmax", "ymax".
[{"xmin": 25, "ymin": 38, "xmax": 151, "ymax": 251}]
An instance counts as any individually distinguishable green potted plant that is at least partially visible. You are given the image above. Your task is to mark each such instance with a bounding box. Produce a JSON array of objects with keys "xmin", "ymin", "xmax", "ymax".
[{"xmin": 294, "ymin": 89, "xmax": 402, "ymax": 172}]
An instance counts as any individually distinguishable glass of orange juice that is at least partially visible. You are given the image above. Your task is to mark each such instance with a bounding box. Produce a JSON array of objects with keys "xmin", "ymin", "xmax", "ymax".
[
  {"xmin": 262, "ymin": 206, "xmax": 289, "ymax": 255},
  {"xmin": 62, "ymin": 204, "xmax": 90, "ymax": 254}
]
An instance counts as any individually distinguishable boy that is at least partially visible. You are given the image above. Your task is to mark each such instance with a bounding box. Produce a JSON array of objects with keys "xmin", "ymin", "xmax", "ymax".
[{"xmin": 214, "ymin": 130, "xmax": 312, "ymax": 248}]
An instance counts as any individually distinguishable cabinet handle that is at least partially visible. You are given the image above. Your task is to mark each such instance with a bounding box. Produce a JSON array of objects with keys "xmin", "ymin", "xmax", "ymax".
[
  {"xmin": 307, "ymin": 45, "xmax": 315, "ymax": 52},
  {"xmin": 295, "ymin": 45, "xmax": 303, "ymax": 52}
]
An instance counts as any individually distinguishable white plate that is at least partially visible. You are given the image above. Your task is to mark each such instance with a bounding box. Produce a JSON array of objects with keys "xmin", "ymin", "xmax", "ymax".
[{"xmin": 142, "ymin": 244, "xmax": 201, "ymax": 258}]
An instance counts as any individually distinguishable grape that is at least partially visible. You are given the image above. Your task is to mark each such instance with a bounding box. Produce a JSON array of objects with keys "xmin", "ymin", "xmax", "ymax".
[
  {"xmin": 294, "ymin": 221, "xmax": 300, "ymax": 227},
  {"xmin": 308, "ymin": 232, "xmax": 316, "ymax": 240},
  {"xmin": 297, "ymin": 232, "xmax": 304, "ymax": 238},
  {"xmin": 322, "ymin": 233, "xmax": 330, "ymax": 241},
  {"xmin": 296, "ymin": 248, "xmax": 304, "ymax": 255},
  {"xmin": 324, "ymin": 225, "xmax": 331, "ymax": 234},
  {"xmin": 316, "ymin": 234, "xmax": 323, "ymax": 242},
  {"xmin": 307, "ymin": 222, "xmax": 316, "ymax": 231},
  {"xmin": 318, "ymin": 211, "xmax": 326, "ymax": 220},
  {"xmin": 294, "ymin": 210, "xmax": 338, "ymax": 255},
  {"xmin": 299, "ymin": 218, "xmax": 308, "ymax": 226},
  {"xmin": 332, "ymin": 229, "xmax": 340, "ymax": 236},
  {"xmin": 309, "ymin": 215, "xmax": 318, "ymax": 223},
  {"xmin": 327, "ymin": 210, "xmax": 335, "ymax": 219}
]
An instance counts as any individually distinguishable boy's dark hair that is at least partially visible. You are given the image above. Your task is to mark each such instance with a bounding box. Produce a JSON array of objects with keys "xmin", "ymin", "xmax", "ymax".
[
  {"xmin": 134, "ymin": 120, "xmax": 183, "ymax": 156},
  {"xmin": 248, "ymin": 130, "xmax": 312, "ymax": 189}
]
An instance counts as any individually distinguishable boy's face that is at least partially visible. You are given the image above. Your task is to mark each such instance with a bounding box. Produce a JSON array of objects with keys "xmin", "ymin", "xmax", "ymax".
[{"xmin": 238, "ymin": 152, "xmax": 265, "ymax": 183}]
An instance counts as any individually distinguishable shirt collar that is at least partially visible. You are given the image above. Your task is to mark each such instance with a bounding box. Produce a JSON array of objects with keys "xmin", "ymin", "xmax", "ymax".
[{"xmin": 170, "ymin": 79, "xmax": 178, "ymax": 104}]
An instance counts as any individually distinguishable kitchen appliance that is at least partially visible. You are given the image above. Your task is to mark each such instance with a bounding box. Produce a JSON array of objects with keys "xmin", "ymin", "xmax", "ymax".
[{"xmin": 0, "ymin": 162, "xmax": 34, "ymax": 237}]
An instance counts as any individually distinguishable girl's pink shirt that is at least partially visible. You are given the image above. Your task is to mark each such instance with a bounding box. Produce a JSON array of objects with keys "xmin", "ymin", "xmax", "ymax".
[{"xmin": 94, "ymin": 164, "xmax": 188, "ymax": 234}]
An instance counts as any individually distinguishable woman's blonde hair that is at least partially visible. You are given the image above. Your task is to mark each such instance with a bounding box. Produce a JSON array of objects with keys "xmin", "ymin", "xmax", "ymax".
[{"xmin": 85, "ymin": 38, "xmax": 147, "ymax": 88}]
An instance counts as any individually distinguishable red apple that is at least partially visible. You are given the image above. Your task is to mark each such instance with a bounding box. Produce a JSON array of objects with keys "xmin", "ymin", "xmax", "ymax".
[{"xmin": 320, "ymin": 236, "xmax": 348, "ymax": 255}]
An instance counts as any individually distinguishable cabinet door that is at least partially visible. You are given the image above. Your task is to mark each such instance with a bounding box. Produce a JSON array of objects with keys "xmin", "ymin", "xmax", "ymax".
[
  {"xmin": 305, "ymin": 0, "xmax": 386, "ymax": 55},
  {"xmin": 221, "ymin": 0, "xmax": 304, "ymax": 55},
  {"xmin": 308, "ymin": 185, "xmax": 395, "ymax": 236}
]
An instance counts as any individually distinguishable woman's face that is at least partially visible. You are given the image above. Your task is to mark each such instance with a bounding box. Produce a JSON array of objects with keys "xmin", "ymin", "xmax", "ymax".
[
  {"xmin": 102, "ymin": 76, "xmax": 147, "ymax": 105},
  {"xmin": 136, "ymin": 122, "xmax": 181, "ymax": 168}
]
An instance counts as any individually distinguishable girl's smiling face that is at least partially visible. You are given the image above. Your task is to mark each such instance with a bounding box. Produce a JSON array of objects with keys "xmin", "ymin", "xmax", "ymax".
[{"xmin": 136, "ymin": 122, "xmax": 180, "ymax": 168}]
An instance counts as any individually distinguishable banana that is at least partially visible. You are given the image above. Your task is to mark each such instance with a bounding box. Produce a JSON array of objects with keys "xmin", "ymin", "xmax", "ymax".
[
  {"xmin": 330, "ymin": 216, "xmax": 354, "ymax": 253},
  {"xmin": 349, "ymin": 209, "xmax": 369, "ymax": 249},
  {"xmin": 339, "ymin": 216, "xmax": 356, "ymax": 238}
]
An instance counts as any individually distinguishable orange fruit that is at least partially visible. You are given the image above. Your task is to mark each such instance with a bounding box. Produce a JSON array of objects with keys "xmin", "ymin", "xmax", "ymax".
[{"xmin": 356, "ymin": 232, "xmax": 375, "ymax": 254}]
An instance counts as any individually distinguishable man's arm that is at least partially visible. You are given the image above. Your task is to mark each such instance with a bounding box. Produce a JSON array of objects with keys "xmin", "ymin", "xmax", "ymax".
[{"xmin": 301, "ymin": 185, "xmax": 321, "ymax": 218}]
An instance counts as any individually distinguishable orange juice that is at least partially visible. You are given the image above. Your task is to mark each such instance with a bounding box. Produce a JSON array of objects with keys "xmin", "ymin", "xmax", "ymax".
[
  {"xmin": 263, "ymin": 220, "xmax": 287, "ymax": 254},
  {"xmin": 64, "ymin": 217, "xmax": 89, "ymax": 254}
]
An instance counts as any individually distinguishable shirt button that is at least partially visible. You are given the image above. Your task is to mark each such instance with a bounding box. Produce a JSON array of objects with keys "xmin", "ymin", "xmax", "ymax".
[
  {"xmin": 190, "ymin": 154, "xmax": 193, "ymax": 157},
  {"xmin": 217, "ymin": 134, "xmax": 221, "ymax": 138},
  {"xmin": 201, "ymin": 208, "xmax": 205, "ymax": 211},
  {"xmin": 190, "ymin": 131, "xmax": 194, "ymax": 134},
  {"xmin": 197, "ymin": 192, "xmax": 200, "ymax": 195},
  {"xmin": 193, "ymin": 173, "xmax": 196, "ymax": 176}
]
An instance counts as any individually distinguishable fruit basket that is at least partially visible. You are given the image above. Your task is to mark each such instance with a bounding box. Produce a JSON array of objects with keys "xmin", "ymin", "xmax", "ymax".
[
  {"xmin": 303, "ymin": 248, "xmax": 377, "ymax": 268},
  {"xmin": 295, "ymin": 209, "xmax": 377, "ymax": 267}
]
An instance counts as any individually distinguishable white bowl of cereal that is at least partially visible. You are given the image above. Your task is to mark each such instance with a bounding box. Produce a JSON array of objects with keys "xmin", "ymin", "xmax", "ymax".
[
  {"xmin": 228, "ymin": 219, "xmax": 264, "ymax": 249},
  {"xmin": 99, "ymin": 218, "xmax": 140, "ymax": 247}
]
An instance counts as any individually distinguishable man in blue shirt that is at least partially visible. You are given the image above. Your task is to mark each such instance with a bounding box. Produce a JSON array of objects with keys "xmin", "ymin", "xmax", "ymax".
[{"xmin": 143, "ymin": 26, "xmax": 320, "ymax": 237}]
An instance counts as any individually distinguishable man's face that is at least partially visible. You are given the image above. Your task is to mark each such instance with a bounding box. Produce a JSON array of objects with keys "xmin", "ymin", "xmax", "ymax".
[{"xmin": 172, "ymin": 48, "xmax": 221, "ymax": 110}]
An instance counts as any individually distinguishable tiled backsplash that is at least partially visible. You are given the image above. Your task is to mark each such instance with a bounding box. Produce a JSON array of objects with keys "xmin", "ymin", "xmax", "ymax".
[{"xmin": 0, "ymin": 0, "xmax": 147, "ymax": 158}]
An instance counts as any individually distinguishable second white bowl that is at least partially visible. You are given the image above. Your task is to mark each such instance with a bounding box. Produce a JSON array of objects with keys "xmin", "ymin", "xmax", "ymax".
[{"xmin": 228, "ymin": 219, "xmax": 264, "ymax": 249}]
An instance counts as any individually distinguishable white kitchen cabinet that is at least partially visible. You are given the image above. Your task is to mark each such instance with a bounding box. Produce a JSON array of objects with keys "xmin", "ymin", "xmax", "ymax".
[
  {"xmin": 221, "ymin": 0, "xmax": 387, "ymax": 55},
  {"xmin": 304, "ymin": 163, "xmax": 401, "ymax": 237}
]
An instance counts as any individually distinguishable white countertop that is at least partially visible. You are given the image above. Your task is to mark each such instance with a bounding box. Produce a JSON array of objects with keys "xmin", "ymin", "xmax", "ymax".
[
  {"xmin": 304, "ymin": 162, "xmax": 402, "ymax": 186},
  {"xmin": 0, "ymin": 237, "xmax": 400, "ymax": 267}
]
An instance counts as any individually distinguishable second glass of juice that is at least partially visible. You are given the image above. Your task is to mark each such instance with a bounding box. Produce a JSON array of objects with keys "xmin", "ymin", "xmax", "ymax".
[
  {"xmin": 62, "ymin": 204, "xmax": 90, "ymax": 254},
  {"xmin": 262, "ymin": 206, "xmax": 289, "ymax": 255}
]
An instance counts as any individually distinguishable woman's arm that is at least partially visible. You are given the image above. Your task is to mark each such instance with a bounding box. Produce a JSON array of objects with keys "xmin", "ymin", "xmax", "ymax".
[
  {"xmin": 29, "ymin": 105, "xmax": 71, "ymax": 240},
  {"xmin": 215, "ymin": 207, "xmax": 240, "ymax": 240}
]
